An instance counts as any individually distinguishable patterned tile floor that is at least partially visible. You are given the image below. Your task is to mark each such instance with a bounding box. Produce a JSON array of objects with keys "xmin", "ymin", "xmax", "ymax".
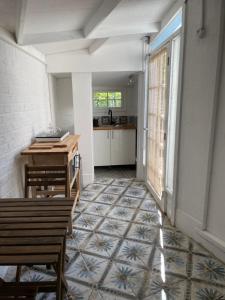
[{"xmin": 2, "ymin": 178, "xmax": 225, "ymax": 300}]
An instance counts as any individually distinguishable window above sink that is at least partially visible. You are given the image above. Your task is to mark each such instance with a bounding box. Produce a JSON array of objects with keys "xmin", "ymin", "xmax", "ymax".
[
  {"xmin": 93, "ymin": 88, "xmax": 126, "ymax": 114},
  {"xmin": 93, "ymin": 90, "xmax": 123, "ymax": 109}
]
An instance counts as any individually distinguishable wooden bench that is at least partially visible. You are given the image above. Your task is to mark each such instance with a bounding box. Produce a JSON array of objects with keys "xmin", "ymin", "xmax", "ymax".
[{"xmin": 0, "ymin": 198, "xmax": 74, "ymax": 300}]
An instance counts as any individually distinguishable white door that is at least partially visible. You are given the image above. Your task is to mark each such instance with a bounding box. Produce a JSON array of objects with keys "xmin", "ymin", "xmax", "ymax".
[
  {"xmin": 93, "ymin": 130, "xmax": 111, "ymax": 166},
  {"xmin": 111, "ymin": 129, "xmax": 136, "ymax": 165},
  {"xmin": 165, "ymin": 35, "xmax": 181, "ymax": 224},
  {"xmin": 146, "ymin": 47, "xmax": 169, "ymax": 212}
]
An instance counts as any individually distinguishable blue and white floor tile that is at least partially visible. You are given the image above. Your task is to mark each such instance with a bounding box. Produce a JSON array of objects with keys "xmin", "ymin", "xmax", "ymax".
[
  {"xmin": 102, "ymin": 262, "xmax": 145, "ymax": 297},
  {"xmin": 3, "ymin": 177, "xmax": 225, "ymax": 299},
  {"xmin": 126, "ymin": 223, "xmax": 158, "ymax": 244},
  {"xmin": 117, "ymin": 196, "xmax": 142, "ymax": 208},
  {"xmin": 144, "ymin": 272, "xmax": 188, "ymax": 299},
  {"xmin": 152, "ymin": 247, "xmax": 189, "ymax": 277},
  {"xmin": 190, "ymin": 281, "xmax": 225, "ymax": 300},
  {"xmin": 104, "ymin": 186, "xmax": 127, "ymax": 195},
  {"xmin": 75, "ymin": 213, "xmax": 102, "ymax": 230},
  {"xmin": 94, "ymin": 193, "xmax": 119, "ymax": 204},
  {"xmin": 84, "ymin": 202, "xmax": 111, "ymax": 216},
  {"xmin": 97, "ymin": 218, "xmax": 129, "ymax": 237},
  {"xmin": 116, "ymin": 240, "xmax": 153, "ymax": 268},
  {"xmin": 84, "ymin": 234, "xmax": 120, "ymax": 258},
  {"xmin": 107, "ymin": 206, "xmax": 136, "ymax": 221},
  {"xmin": 191, "ymin": 255, "xmax": 225, "ymax": 286}
]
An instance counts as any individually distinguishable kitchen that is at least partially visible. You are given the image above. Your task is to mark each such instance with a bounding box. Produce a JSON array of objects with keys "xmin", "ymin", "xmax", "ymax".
[{"xmin": 50, "ymin": 71, "xmax": 141, "ymax": 183}]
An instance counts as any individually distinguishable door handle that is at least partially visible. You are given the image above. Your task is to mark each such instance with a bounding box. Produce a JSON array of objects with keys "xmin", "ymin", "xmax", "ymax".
[
  {"xmin": 143, "ymin": 128, "xmax": 149, "ymax": 131},
  {"xmin": 112, "ymin": 130, "xmax": 114, "ymax": 139},
  {"xmin": 107, "ymin": 131, "xmax": 109, "ymax": 139}
]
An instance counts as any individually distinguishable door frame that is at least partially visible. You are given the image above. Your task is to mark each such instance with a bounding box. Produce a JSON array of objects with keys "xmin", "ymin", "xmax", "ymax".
[
  {"xmin": 145, "ymin": 43, "xmax": 171, "ymax": 213},
  {"xmin": 165, "ymin": 33, "xmax": 183, "ymax": 225},
  {"xmin": 144, "ymin": 23, "xmax": 184, "ymax": 224}
]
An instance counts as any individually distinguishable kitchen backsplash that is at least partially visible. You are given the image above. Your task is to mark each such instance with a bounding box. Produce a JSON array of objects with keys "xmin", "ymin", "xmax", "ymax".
[{"xmin": 93, "ymin": 115, "xmax": 137, "ymax": 126}]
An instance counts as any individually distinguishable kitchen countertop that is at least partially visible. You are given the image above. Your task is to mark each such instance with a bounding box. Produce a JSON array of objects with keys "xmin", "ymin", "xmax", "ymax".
[{"xmin": 93, "ymin": 124, "xmax": 136, "ymax": 130}]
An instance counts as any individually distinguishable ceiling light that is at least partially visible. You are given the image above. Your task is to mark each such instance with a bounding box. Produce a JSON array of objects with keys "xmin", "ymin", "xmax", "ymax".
[{"xmin": 128, "ymin": 75, "xmax": 135, "ymax": 87}]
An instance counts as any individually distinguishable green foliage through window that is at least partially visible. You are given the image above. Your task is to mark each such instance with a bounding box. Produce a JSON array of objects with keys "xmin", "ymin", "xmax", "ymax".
[{"xmin": 94, "ymin": 91, "xmax": 122, "ymax": 108}]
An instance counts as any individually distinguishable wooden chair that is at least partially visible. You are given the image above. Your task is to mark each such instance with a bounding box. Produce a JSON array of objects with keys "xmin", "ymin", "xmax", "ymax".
[{"xmin": 24, "ymin": 164, "xmax": 78, "ymax": 234}]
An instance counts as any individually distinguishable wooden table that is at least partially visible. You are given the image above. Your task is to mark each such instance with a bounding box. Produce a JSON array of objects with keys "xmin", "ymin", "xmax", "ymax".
[
  {"xmin": 21, "ymin": 135, "xmax": 81, "ymax": 201},
  {"xmin": 0, "ymin": 198, "xmax": 74, "ymax": 300}
]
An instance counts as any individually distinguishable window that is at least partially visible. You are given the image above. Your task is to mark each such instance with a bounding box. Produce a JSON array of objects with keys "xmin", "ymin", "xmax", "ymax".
[
  {"xmin": 93, "ymin": 91, "xmax": 122, "ymax": 109},
  {"xmin": 150, "ymin": 9, "xmax": 182, "ymax": 53}
]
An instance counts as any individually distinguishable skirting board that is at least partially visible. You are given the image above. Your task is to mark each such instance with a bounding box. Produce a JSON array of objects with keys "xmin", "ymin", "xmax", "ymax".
[
  {"xmin": 176, "ymin": 209, "xmax": 225, "ymax": 263},
  {"xmin": 198, "ymin": 230, "xmax": 225, "ymax": 263}
]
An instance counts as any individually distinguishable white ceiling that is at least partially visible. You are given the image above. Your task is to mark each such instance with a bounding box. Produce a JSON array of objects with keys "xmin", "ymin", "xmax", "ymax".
[
  {"xmin": 93, "ymin": 0, "xmax": 174, "ymax": 38},
  {"xmin": 0, "ymin": 0, "xmax": 176, "ymax": 55},
  {"xmin": 53, "ymin": 71, "xmax": 137, "ymax": 87},
  {"xmin": 0, "ymin": 0, "xmax": 17, "ymax": 33},
  {"xmin": 92, "ymin": 71, "xmax": 137, "ymax": 87},
  {"xmin": 25, "ymin": 0, "xmax": 102, "ymax": 35},
  {"xmin": 35, "ymin": 39, "xmax": 94, "ymax": 55}
]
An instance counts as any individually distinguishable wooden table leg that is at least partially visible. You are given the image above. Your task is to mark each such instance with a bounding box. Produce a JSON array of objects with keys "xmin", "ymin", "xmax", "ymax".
[
  {"xmin": 68, "ymin": 218, "xmax": 72, "ymax": 235},
  {"xmin": 56, "ymin": 258, "xmax": 62, "ymax": 300},
  {"xmin": 77, "ymin": 169, "xmax": 80, "ymax": 202},
  {"xmin": 61, "ymin": 236, "xmax": 67, "ymax": 299},
  {"xmin": 16, "ymin": 266, "xmax": 21, "ymax": 282}
]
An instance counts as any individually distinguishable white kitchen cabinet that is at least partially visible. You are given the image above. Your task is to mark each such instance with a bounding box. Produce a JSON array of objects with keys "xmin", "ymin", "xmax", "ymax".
[
  {"xmin": 93, "ymin": 130, "xmax": 111, "ymax": 166},
  {"xmin": 111, "ymin": 129, "xmax": 136, "ymax": 165},
  {"xmin": 93, "ymin": 129, "xmax": 136, "ymax": 166}
]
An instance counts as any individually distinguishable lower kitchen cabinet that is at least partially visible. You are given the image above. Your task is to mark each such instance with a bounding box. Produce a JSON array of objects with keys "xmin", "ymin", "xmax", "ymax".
[
  {"xmin": 111, "ymin": 129, "xmax": 136, "ymax": 165},
  {"xmin": 93, "ymin": 129, "xmax": 136, "ymax": 166},
  {"xmin": 93, "ymin": 130, "xmax": 111, "ymax": 166}
]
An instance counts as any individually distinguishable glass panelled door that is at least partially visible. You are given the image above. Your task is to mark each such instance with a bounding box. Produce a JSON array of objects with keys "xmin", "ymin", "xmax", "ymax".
[{"xmin": 147, "ymin": 47, "xmax": 168, "ymax": 211}]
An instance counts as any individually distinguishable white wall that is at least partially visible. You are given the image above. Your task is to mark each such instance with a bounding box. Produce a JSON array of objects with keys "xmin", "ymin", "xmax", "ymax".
[
  {"xmin": 72, "ymin": 73, "xmax": 94, "ymax": 187},
  {"xmin": 54, "ymin": 77, "xmax": 74, "ymax": 132},
  {"xmin": 127, "ymin": 76, "xmax": 138, "ymax": 116},
  {"xmin": 48, "ymin": 74, "xmax": 57, "ymax": 127},
  {"xmin": 136, "ymin": 72, "xmax": 145, "ymax": 179},
  {"xmin": 207, "ymin": 27, "xmax": 225, "ymax": 242},
  {"xmin": 0, "ymin": 37, "xmax": 51, "ymax": 197},
  {"xmin": 175, "ymin": 0, "xmax": 225, "ymax": 262}
]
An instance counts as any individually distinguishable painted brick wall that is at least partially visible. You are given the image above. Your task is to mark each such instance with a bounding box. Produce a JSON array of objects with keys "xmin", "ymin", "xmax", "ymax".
[{"xmin": 0, "ymin": 39, "xmax": 51, "ymax": 197}]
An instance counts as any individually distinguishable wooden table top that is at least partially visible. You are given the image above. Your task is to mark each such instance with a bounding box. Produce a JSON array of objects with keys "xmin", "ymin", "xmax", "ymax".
[
  {"xmin": 21, "ymin": 135, "xmax": 80, "ymax": 155},
  {"xmin": 0, "ymin": 198, "xmax": 74, "ymax": 266}
]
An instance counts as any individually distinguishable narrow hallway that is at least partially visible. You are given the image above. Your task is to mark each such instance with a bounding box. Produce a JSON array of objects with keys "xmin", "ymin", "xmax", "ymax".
[{"xmin": 8, "ymin": 178, "xmax": 225, "ymax": 299}]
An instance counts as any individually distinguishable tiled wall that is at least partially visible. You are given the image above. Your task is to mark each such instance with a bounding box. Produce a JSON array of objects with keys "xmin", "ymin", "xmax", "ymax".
[
  {"xmin": 0, "ymin": 39, "xmax": 51, "ymax": 197},
  {"xmin": 93, "ymin": 115, "xmax": 137, "ymax": 126}
]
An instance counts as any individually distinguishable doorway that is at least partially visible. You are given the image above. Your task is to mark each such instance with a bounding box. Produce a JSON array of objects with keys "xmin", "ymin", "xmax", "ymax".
[{"xmin": 92, "ymin": 72, "xmax": 138, "ymax": 180}]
